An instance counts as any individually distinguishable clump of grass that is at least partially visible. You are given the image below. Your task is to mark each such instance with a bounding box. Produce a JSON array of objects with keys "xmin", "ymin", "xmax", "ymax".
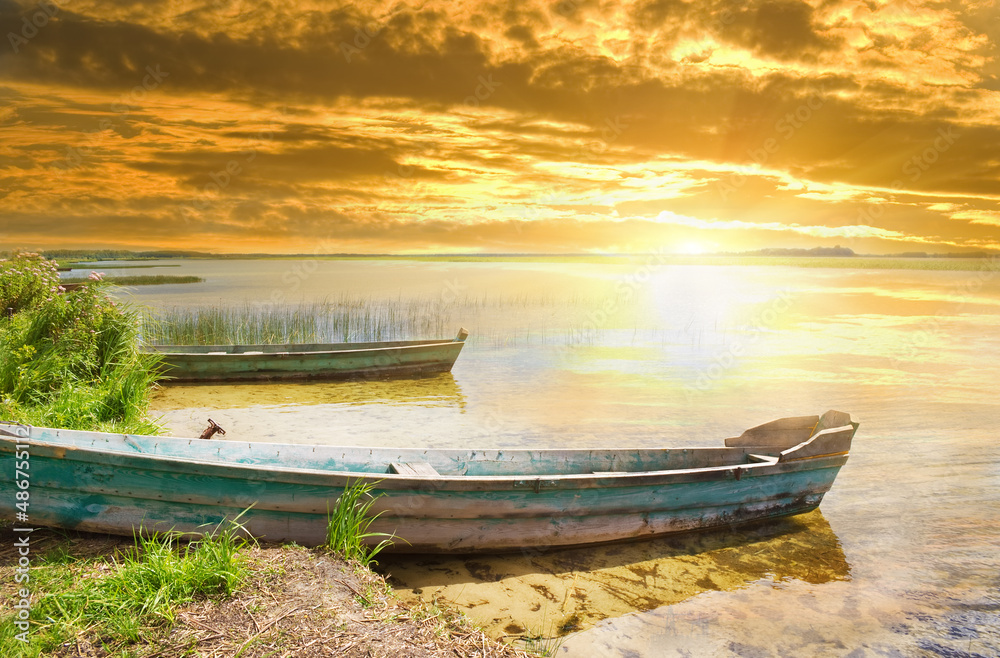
[
  {"xmin": 0, "ymin": 252, "xmax": 163, "ymax": 433},
  {"xmin": 512, "ymin": 622, "xmax": 569, "ymax": 656},
  {"xmin": 325, "ymin": 480, "xmax": 396, "ymax": 567},
  {"xmin": 0, "ymin": 522, "xmax": 251, "ymax": 656}
]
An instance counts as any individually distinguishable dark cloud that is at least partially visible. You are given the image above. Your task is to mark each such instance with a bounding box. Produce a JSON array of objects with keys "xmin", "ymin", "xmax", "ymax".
[
  {"xmin": 714, "ymin": 0, "xmax": 839, "ymax": 60},
  {"xmin": 0, "ymin": 0, "xmax": 997, "ymax": 253}
]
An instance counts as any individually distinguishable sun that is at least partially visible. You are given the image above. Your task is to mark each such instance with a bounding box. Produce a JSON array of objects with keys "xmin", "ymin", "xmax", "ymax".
[{"xmin": 678, "ymin": 242, "xmax": 706, "ymax": 255}]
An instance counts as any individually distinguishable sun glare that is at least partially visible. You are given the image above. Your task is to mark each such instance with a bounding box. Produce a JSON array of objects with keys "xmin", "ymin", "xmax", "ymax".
[{"xmin": 678, "ymin": 242, "xmax": 706, "ymax": 255}]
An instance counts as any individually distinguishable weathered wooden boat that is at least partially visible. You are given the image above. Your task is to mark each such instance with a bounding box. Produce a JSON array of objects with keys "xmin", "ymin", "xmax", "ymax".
[
  {"xmin": 144, "ymin": 329, "xmax": 468, "ymax": 382},
  {"xmin": 0, "ymin": 411, "xmax": 856, "ymax": 553}
]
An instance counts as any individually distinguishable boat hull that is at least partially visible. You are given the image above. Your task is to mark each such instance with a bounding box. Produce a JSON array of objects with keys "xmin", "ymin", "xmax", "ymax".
[
  {"xmin": 146, "ymin": 335, "xmax": 467, "ymax": 382},
  {"xmin": 0, "ymin": 412, "xmax": 856, "ymax": 553}
]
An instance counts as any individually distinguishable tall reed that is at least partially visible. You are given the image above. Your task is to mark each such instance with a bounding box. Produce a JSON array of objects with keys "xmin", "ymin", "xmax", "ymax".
[
  {"xmin": 142, "ymin": 289, "xmax": 633, "ymax": 347},
  {"xmin": 325, "ymin": 480, "xmax": 396, "ymax": 567}
]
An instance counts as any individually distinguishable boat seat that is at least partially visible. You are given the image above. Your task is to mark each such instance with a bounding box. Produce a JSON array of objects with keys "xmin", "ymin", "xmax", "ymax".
[{"xmin": 388, "ymin": 461, "xmax": 440, "ymax": 476}]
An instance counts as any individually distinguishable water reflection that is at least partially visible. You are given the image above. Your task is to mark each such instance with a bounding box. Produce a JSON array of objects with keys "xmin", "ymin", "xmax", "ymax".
[
  {"xmin": 382, "ymin": 509, "xmax": 849, "ymax": 639},
  {"xmin": 149, "ymin": 372, "xmax": 466, "ymax": 443},
  {"xmin": 152, "ymin": 371, "xmax": 465, "ymax": 410}
]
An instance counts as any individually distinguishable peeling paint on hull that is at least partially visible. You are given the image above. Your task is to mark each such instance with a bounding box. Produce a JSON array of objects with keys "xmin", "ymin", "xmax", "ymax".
[{"xmin": 0, "ymin": 411, "xmax": 857, "ymax": 553}]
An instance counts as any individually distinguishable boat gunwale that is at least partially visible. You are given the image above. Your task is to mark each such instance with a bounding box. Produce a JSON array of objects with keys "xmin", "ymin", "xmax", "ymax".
[
  {"xmin": 0, "ymin": 424, "xmax": 854, "ymax": 491},
  {"xmin": 145, "ymin": 339, "xmax": 463, "ymax": 358}
]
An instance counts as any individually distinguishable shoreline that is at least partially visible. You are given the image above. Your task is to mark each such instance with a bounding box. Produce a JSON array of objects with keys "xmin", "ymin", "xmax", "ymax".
[
  {"xmin": 0, "ymin": 525, "xmax": 537, "ymax": 657},
  {"xmin": 63, "ymin": 254, "xmax": 1000, "ymax": 271}
]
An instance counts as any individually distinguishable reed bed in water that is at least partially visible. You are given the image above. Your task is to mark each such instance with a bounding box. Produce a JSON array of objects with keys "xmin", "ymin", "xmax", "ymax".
[
  {"xmin": 143, "ymin": 300, "xmax": 444, "ymax": 345},
  {"xmin": 141, "ymin": 291, "xmax": 632, "ymax": 346}
]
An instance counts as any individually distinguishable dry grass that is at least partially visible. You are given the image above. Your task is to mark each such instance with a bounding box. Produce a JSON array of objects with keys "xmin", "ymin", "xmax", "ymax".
[{"xmin": 0, "ymin": 528, "xmax": 533, "ymax": 658}]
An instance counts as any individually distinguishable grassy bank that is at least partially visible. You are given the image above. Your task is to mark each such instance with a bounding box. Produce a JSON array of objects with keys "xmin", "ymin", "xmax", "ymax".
[
  {"xmin": 0, "ymin": 493, "xmax": 537, "ymax": 657},
  {"xmin": 0, "ymin": 254, "xmax": 161, "ymax": 433},
  {"xmin": 0, "ymin": 527, "xmax": 534, "ymax": 658},
  {"xmin": 0, "ymin": 525, "xmax": 249, "ymax": 656}
]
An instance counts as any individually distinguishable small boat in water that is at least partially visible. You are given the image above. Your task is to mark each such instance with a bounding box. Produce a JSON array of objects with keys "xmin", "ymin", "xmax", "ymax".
[
  {"xmin": 144, "ymin": 329, "xmax": 469, "ymax": 382},
  {"xmin": 0, "ymin": 410, "xmax": 857, "ymax": 553}
]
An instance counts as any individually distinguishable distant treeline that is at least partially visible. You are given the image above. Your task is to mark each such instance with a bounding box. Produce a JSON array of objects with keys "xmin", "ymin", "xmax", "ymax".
[
  {"xmin": 2, "ymin": 248, "xmax": 995, "ymax": 261},
  {"xmin": 748, "ymin": 246, "xmax": 857, "ymax": 257},
  {"xmin": 31, "ymin": 249, "xmax": 213, "ymax": 260},
  {"xmin": 894, "ymin": 251, "xmax": 997, "ymax": 258}
]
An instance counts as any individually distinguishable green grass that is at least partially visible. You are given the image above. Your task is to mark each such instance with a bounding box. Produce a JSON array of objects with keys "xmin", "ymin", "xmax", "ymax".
[
  {"xmin": 509, "ymin": 607, "xmax": 571, "ymax": 657},
  {"xmin": 61, "ymin": 275, "xmax": 203, "ymax": 285},
  {"xmin": 0, "ymin": 523, "xmax": 251, "ymax": 657},
  {"xmin": 325, "ymin": 480, "xmax": 396, "ymax": 567},
  {"xmin": 515, "ymin": 632, "xmax": 567, "ymax": 657},
  {"xmin": 1, "ymin": 253, "xmax": 164, "ymax": 433}
]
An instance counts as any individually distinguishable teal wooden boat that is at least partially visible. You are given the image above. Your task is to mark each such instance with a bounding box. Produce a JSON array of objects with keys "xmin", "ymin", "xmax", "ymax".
[
  {"xmin": 145, "ymin": 329, "xmax": 468, "ymax": 382},
  {"xmin": 0, "ymin": 410, "xmax": 857, "ymax": 553}
]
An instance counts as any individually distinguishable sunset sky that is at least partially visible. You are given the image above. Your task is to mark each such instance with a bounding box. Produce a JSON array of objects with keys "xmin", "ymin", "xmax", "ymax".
[{"xmin": 1, "ymin": 0, "xmax": 998, "ymax": 254}]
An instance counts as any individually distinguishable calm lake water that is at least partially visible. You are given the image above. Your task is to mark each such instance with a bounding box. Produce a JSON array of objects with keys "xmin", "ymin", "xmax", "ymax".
[{"xmin": 96, "ymin": 257, "xmax": 1000, "ymax": 657}]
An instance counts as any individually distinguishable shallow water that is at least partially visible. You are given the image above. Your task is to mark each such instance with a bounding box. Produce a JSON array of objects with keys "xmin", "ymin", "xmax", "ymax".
[{"xmin": 112, "ymin": 258, "xmax": 1000, "ymax": 657}]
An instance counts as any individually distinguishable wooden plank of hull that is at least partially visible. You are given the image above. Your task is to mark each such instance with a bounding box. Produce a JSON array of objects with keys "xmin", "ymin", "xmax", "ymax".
[
  {"xmin": 16, "ymin": 438, "xmax": 848, "ymax": 515},
  {"xmin": 24, "ymin": 488, "xmax": 828, "ymax": 553},
  {"xmin": 0, "ymin": 410, "xmax": 856, "ymax": 553},
  {"xmin": 5, "ymin": 447, "xmax": 847, "ymax": 553}
]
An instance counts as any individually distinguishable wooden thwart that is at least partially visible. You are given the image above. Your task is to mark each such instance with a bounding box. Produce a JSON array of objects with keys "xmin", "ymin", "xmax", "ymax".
[{"xmin": 388, "ymin": 461, "xmax": 440, "ymax": 476}]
